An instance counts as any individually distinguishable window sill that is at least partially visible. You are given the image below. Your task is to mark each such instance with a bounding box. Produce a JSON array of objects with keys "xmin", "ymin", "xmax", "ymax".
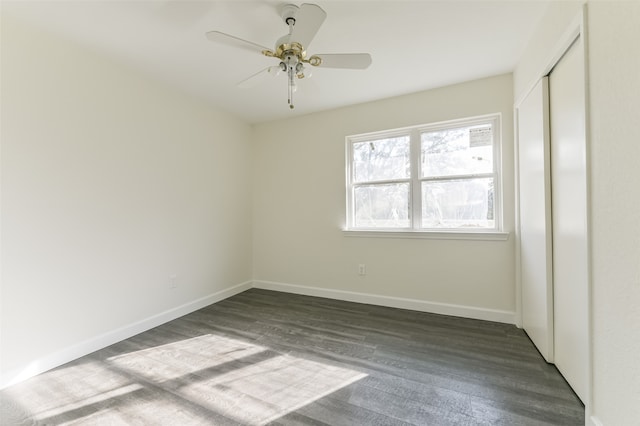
[{"xmin": 342, "ymin": 229, "xmax": 510, "ymax": 241}]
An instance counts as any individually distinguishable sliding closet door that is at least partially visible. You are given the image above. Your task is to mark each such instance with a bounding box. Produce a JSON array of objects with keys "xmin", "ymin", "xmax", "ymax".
[
  {"xmin": 517, "ymin": 77, "xmax": 553, "ymax": 362},
  {"xmin": 549, "ymin": 37, "xmax": 588, "ymax": 402}
]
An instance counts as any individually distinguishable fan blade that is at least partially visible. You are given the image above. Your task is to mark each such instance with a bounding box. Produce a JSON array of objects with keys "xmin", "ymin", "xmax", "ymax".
[
  {"xmin": 290, "ymin": 3, "xmax": 326, "ymax": 49},
  {"xmin": 206, "ymin": 31, "xmax": 271, "ymax": 55},
  {"xmin": 237, "ymin": 66, "xmax": 282, "ymax": 89},
  {"xmin": 311, "ymin": 53, "xmax": 372, "ymax": 69}
]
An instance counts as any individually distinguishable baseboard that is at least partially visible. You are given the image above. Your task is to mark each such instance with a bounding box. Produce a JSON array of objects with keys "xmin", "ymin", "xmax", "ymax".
[
  {"xmin": 0, "ymin": 281, "xmax": 252, "ymax": 390},
  {"xmin": 252, "ymin": 280, "xmax": 516, "ymax": 324}
]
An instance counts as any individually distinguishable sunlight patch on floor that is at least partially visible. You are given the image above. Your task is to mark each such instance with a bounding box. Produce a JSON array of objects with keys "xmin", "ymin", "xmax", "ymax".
[
  {"xmin": 108, "ymin": 334, "xmax": 267, "ymax": 383},
  {"xmin": 1, "ymin": 333, "xmax": 366, "ymax": 425},
  {"xmin": 109, "ymin": 333, "xmax": 368, "ymax": 425},
  {"xmin": 177, "ymin": 351, "xmax": 367, "ymax": 425},
  {"xmin": 2, "ymin": 360, "xmax": 139, "ymax": 424},
  {"xmin": 35, "ymin": 383, "xmax": 143, "ymax": 421}
]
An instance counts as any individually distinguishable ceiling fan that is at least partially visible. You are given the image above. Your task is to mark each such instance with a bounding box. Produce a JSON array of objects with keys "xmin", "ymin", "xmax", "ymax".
[{"xmin": 206, "ymin": 3, "xmax": 372, "ymax": 109}]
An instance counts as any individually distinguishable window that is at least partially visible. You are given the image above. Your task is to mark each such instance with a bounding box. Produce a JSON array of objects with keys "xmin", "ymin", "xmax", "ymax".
[{"xmin": 346, "ymin": 115, "xmax": 502, "ymax": 235}]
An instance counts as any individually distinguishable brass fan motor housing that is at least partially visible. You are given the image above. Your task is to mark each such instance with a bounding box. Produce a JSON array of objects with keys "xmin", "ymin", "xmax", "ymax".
[
  {"xmin": 275, "ymin": 42, "xmax": 305, "ymax": 60},
  {"xmin": 263, "ymin": 42, "xmax": 322, "ymax": 67}
]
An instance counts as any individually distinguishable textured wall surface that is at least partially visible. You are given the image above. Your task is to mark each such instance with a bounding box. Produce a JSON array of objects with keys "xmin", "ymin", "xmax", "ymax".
[
  {"xmin": 587, "ymin": 2, "xmax": 640, "ymax": 423},
  {"xmin": 1, "ymin": 16, "xmax": 253, "ymax": 383},
  {"xmin": 253, "ymin": 74, "xmax": 516, "ymax": 316}
]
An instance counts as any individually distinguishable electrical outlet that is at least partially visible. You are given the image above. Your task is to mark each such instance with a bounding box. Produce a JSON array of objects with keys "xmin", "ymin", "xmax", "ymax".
[
  {"xmin": 169, "ymin": 274, "xmax": 178, "ymax": 289},
  {"xmin": 358, "ymin": 264, "xmax": 366, "ymax": 276}
]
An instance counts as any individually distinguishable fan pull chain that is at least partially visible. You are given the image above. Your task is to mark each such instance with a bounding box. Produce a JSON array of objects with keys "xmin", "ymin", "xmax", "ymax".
[{"xmin": 288, "ymin": 67, "xmax": 295, "ymax": 109}]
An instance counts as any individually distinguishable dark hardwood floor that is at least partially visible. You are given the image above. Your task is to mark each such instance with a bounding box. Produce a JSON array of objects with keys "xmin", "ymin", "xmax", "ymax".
[{"xmin": 0, "ymin": 289, "xmax": 584, "ymax": 425}]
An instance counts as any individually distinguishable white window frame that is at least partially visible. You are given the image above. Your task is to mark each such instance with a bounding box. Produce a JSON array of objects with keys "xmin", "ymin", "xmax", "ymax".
[{"xmin": 344, "ymin": 114, "xmax": 508, "ymax": 240}]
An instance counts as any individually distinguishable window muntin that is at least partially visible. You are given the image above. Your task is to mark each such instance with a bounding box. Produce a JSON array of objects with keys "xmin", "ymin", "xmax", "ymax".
[{"xmin": 347, "ymin": 115, "xmax": 501, "ymax": 232}]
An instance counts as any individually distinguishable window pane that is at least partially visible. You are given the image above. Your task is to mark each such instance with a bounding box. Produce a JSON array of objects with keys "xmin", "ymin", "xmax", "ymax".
[
  {"xmin": 354, "ymin": 183, "xmax": 410, "ymax": 228},
  {"xmin": 421, "ymin": 124, "xmax": 493, "ymax": 177},
  {"xmin": 421, "ymin": 178, "xmax": 495, "ymax": 229},
  {"xmin": 353, "ymin": 136, "xmax": 410, "ymax": 183}
]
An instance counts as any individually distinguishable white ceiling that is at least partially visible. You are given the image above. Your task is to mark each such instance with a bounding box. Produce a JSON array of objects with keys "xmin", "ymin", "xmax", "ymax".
[{"xmin": 4, "ymin": 1, "xmax": 550, "ymax": 124}]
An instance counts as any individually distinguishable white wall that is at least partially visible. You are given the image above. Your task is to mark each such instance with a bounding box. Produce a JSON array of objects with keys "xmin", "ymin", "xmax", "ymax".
[
  {"xmin": 0, "ymin": 16, "xmax": 253, "ymax": 386},
  {"xmin": 252, "ymin": 74, "xmax": 516, "ymax": 321},
  {"xmin": 587, "ymin": 2, "xmax": 640, "ymax": 424},
  {"xmin": 514, "ymin": 1, "xmax": 640, "ymax": 424}
]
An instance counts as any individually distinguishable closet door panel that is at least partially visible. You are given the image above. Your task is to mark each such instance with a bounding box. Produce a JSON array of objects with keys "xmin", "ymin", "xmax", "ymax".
[
  {"xmin": 517, "ymin": 77, "xmax": 553, "ymax": 362},
  {"xmin": 549, "ymin": 37, "xmax": 588, "ymax": 402}
]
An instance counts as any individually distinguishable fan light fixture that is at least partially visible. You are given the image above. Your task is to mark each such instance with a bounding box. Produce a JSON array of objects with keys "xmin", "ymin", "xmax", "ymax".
[{"xmin": 206, "ymin": 3, "xmax": 372, "ymax": 110}]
